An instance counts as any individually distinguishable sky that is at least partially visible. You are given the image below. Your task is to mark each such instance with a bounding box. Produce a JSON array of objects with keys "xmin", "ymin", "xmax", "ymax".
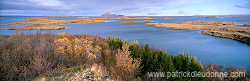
[{"xmin": 0, "ymin": 0, "xmax": 249, "ymax": 16}]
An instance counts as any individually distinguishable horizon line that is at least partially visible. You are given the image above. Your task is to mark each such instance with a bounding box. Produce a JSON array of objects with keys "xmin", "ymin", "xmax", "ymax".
[{"xmin": 0, "ymin": 14, "xmax": 250, "ymax": 17}]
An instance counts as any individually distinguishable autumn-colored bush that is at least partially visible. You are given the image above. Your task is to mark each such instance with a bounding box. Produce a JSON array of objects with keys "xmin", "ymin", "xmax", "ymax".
[
  {"xmin": 116, "ymin": 45, "xmax": 140, "ymax": 80},
  {"xmin": 0, "ymin": 32, "xmax": 107, "ymax": 80}
]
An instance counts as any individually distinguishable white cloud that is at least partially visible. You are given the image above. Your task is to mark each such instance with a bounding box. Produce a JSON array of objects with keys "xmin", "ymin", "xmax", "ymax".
[
  {"xmin": 70, "ymin": 11, "xmax": 76, "ymax": 13},
  {"xmin": 235, "ymin": 3, "xmax": 250, "ymax": 9},
  {"xmin": 28, "ymin": 0, "xmax": 64, "ymax": 6},
  {"xmin": 1, "ymin": 0, "xmax": 249, "ymax": 16}
]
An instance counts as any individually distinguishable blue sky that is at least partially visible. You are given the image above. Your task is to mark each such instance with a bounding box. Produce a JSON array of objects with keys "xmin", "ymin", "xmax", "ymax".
[{"xmin": 0, "ymin": 0, "xmax": 249, "ymax": 16}]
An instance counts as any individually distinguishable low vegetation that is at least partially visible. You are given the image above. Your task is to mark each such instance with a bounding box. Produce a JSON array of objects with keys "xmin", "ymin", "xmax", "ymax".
[
  {"xmin": 121, "ymin": 20, "xmax": 157, "ymax": 23},
  {"xmin": 146, "ymin": 20, "xmax": 250, "ymax": 44},
  {"xmin": 0, "ymin": 18, "xmax": 9, "ymax": 20},
  {"xmin": 0, "ymin": 32, "xmax": 248, "ymax": 81},
  {"xmin": 0, "ymin": 17, "xmax": 113, "ymax": 30},
  {"xmin": 146, "ymin": 20, "xmax": 248, "ymax": 30},
  {"xmin": 117, "ymin": 16, "xmax": 154, "ymax": 19},
  {"xmin": 0, "ymin": 26, "xmax": 65, "ymax": 30},
  {"xmin": 93, "ymin": 18, "xmax": 110, "ymax": 19},
  {"xmin": 205, "ymin": 16, "xmax": 226, "ymax": 18},
  {"xmin": 78, "ymin": 17, "xmax": 90, "ymax": 19}
]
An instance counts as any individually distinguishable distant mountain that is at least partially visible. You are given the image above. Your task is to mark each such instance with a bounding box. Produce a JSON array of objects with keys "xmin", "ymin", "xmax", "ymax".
[{"xmin": 100, "ymin": 12, "xmax": 124, "ymax": 17}]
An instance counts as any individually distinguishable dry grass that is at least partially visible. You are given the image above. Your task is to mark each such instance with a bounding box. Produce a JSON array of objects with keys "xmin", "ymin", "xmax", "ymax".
[
  {"xmin": 141, "ymin": 20, "xmax": 157, "ymax": 22},
  {"xmin": 93, "ymin": 18, "xmax": 110, "ymax": 19},
  {"xmin": 205, "ymin": 16, "xmax": 226, "ymax": 18},
  {"xmin": 121, "ymin": 21, "xmax": 140, "ymax": 23},
  {"xmin": 117, "ymin": 16, "xmax": 154, "ymax": 19},
  {"xmin": 0, "ymin": 18, "xmax": 9, "ymax": 20},
  {"xmin": 146, "ymin": 20, "xmax": 250, "ymax": 44},
  {"xmin": 78, "ymin": 17, "xmax": 90, "ymax": 19},
  {"xmin": 146, "ymin": 23, "xmax": 218, "ymax": 30},
  {"xmin": 0, "ymin": 26, "xmax": 65, "ymax": 30},
  {"xmin": 201, "ymin": 27, "xmax": 250, "ymax": 44},
  {"xmin": 90, "ymin": 63, "xmax": 108, "ymax": 80},
  {"xmin": 145, "ymin": 21, "xmax": 249, "ymax": 30},
  {"xmin": 0, "ymin": 17, "xmax": 113, "ymax": 30},
  {"xmin": 121, "ymin": 20, "xmax": 157, "ymax": 23}
]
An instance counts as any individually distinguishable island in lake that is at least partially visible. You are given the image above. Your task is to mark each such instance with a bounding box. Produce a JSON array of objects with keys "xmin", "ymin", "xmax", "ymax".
[
  {"xmin": 0, "ymin": 18, "xmax": 9, "ymax": 20},
  {"xmin": 146, "ymin": 20, "xmax": 250, "ymax": 44},
  {"xmin": 121, "ymin": 20, "xmax": 157, "ymax": 23},
  {"xmin": 205, "ymin": 16, "xmax": 226, "ymax": 18},
  {"xmin": 117, "ymin": 16, "xmax": 154, "ymax": 19},
  {"xmin": 0, "ymin": 17, "xmax": 113, "ymax": 30}
]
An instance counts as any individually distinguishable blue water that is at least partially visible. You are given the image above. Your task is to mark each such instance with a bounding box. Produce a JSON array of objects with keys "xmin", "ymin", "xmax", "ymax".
[
  {"xmin": 0, "ymin": 16, "xmax": 250, "ymax": 71},
  {"xmin": 237, "ymin": 23, "xmax": 250, "ymax": 25}
]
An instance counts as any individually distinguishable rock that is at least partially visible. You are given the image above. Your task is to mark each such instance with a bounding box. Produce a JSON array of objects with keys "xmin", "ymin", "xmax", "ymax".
[{"xmin": 101, "ymin": 12, "xmax": 124, "ymax": 17}]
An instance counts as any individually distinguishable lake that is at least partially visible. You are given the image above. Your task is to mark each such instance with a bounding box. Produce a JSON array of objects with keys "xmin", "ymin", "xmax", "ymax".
[{"xmin": 0, "ymin": 16, "xmax": 250, "ymax": 72}]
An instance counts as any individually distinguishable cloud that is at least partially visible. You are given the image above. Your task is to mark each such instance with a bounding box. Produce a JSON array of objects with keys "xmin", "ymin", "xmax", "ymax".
[
  {"xmin": 0, "ymin": 0, "xmax": 74, "ymax": 11},
  {"xmin": 28, "ymin": 0, "xmax": 64, "ymax": 6},
  {"xmin": 0, "ymin": 0, "xmax": 204, "ymax": 16},
  {"xmin": 196, "ymin": 10, "xmax": 203, "ymax": 11},
  {"xmin": 146, "ymin": 11, "xmax": 162, "ymax": 15},
  {"xmin": 178, "ymin": 11, "xmax": 188, "ymax": 14},
  {"xmin": 112, "ymin": 8, "xmax": 140, "ymax": 12},
  {"xmin": 1, "ymin": 0, "xmax": 247, "ymax": 16},
  {"xmin": 235, "ymin": 3, "xmax": 250, "ymax": 9},
  {"xmin": 177, "ymin": 11, "xmax": 193, "ymax": 16}
]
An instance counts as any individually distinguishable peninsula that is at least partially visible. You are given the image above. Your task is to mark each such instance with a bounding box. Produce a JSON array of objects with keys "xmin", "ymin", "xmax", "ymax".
[
  {"xmin": 205, "ymin": 16, "xmax": 226, "ymax": 18},
  {"xmin": 0, "ymin": 18, "xmax": 9, "ymax": 20},
  {"xmin": 146, "ymin": 20, "xmax": 250, "ymax": 44},
  {"xmin": 117, "ymin": 16, "xmax": 154, "ymax": 19},
  {"xmin": 78, "ymin": 17, "xmax": 90, "ymax": 19},
  {"xmin": 0, "ymin": 17, "xmax": 113, "ymax": 30},
  {"xmin": 121, "ymin": 20, "xmax": 157, "ymax": 23}
]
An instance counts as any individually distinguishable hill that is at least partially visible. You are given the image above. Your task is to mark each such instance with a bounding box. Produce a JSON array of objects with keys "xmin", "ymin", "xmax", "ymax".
[{"xmin": 100, "ymin": 12, "xmax": 124, "ymax": 17}]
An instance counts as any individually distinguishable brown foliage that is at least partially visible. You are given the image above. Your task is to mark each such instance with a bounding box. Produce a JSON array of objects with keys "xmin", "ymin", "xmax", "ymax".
[
  {"xmin": 0, "ymin": 32, "xmax": 107, "ymax": 80},
  {"xmin": 0, "ymin": 32, "xmax": 142, "ymax": 80},
  {"xmin": 115, "ymin": 45, "xmax": 140, "ymax": 80},
  {"xmin": 205, "ymin": 63, "xmax": 249, "ymax": 81}
]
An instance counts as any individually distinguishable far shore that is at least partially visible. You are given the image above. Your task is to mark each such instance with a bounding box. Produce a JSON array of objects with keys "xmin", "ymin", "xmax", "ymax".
[
  {"xmin": 121, "ymin": 20, "xmax": 157, "ymax": 23},
  {"xmin": 0, "ymin": 17, "xmax": 113, "ymax": 30}
]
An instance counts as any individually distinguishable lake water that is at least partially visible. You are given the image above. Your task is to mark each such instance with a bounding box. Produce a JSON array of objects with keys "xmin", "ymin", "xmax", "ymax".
[{"xmin": 0, "ymin": 16, "xmax": 250, "ymax": 72}]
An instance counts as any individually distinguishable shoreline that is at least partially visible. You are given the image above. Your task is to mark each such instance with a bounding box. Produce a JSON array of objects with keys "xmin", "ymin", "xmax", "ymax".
[
  {"xmin": 121, "ymin": 20, "xmax": 157, "ymax": 23},
  {"xmin": 0, "ymin": 17, "xmax": 113, "ymax": 30},
  {"xmin": 146, "ymin": 20, "xmax": 250, "ymax": 44}
]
